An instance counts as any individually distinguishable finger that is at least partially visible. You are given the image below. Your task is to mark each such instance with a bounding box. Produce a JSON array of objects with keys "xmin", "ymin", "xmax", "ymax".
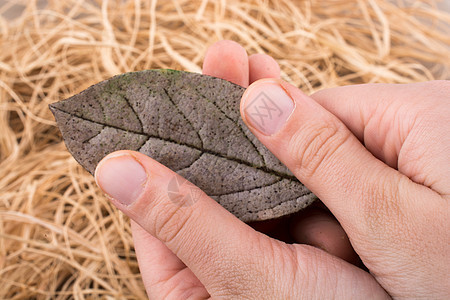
[
  {"xmin": 248, "ymin": 53, "xmax": 280, "ymax": 83},
  {"xmin": 311, "ymin": 82, "xmax": 450, "ymax": 195},
  {"xmin": 239, "ymin": 78, "xmax": 434, "ymax": 249},
  {"xmin": 247, "ymin": 54, "xmax": 356, "ymax": 260},
  {"xmin": 95, "ymin": 150, "xmax": 273, "ymax": 297},
  {"xmin": 202, "ymin": 40, "xmax": 249, "ymax": 87},
  {"xmin": 289, "ymin": 207, "xmax": 360, "ymax": 265},
  {"xmin": 131, "ymin": 220, "xmax": 209, "ymax": 299}
]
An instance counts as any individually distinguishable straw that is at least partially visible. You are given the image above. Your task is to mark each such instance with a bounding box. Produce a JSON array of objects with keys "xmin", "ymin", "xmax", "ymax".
[{"xmin": 0, "ymin": 0, "xmax": 449, "ymax": 298}]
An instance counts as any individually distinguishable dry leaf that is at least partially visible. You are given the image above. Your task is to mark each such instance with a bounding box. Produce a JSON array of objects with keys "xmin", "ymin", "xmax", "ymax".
[{"xmin": 49, "ymin": 69, "xmax": 316, "ymax": 221}]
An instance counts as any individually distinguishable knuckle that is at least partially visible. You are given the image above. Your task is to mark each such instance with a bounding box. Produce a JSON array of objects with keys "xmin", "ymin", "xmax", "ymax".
[
  {"xmin": 146, "ymin": 192, "xmax": 194, "ymax": 245},
  {"xmin": 288, "ymin": 121, "xmax": 351, "ymax": 178}
]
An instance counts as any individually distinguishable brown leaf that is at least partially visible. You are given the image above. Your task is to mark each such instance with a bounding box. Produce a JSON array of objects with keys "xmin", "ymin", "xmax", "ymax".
[{"xmin": 49, "ymin": 69, "xmax": 316, "ymax": 222}]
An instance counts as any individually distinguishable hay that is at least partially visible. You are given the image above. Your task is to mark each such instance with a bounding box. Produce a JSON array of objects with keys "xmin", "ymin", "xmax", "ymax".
[{"xmin": 0, "ymin": 0, "xmax": 449, "ymax": 298}]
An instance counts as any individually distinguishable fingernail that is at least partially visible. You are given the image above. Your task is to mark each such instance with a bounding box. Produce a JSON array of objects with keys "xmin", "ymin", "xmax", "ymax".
[
  {"xmin": 95, "ymin": 153, "xmax": 147, "ymax": 206},
  {"xmin": 242, "ymin": 80, "xmax": 295, "ymax": 135}
]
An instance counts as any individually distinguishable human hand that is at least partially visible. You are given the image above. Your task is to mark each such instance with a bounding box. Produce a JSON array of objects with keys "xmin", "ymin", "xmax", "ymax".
[{"xmin": 94, "ymin": 40, "xmax": 449, "ymax": 299}]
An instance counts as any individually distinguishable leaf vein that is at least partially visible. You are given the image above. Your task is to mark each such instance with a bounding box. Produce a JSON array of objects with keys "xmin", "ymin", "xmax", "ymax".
[
  {"xmin": 210, "ymin": 177, "xmax": 283, "ymax": 197},
  {"xmin": 163, "ymin": 86, "xmax": 204, "ymax": 148},
  {"xmin": 52, "ymin": 106, "xmax": 297, "ymax": 180},
  {"xmin": 82, "ymin": 126, "xmax": 105, "ymax": 144},
  {"xmin": 175, "ymin": 153, "xmax": 203, "ymax": 172},
  {"xmin": 123, "ymin": 93, "xmax": 144, "ymax": 132},
  {"xmin": 136, "ymin": 135, "xmax": 151, "ymax": 152},
  {"xmin": 192, "ymin": 86, "xmax": 266, "ymax": 166}
]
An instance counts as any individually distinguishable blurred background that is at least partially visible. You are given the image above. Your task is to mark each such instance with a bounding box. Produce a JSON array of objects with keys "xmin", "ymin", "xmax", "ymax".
[{"xmin": 1, "ymin": 0, "xmax": 449, "ymax": 299}]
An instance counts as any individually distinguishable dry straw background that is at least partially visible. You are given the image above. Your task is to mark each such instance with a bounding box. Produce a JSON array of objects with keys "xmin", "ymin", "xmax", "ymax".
[{"xmin": 0, "ymin": 0, "xmax": 449, "ymax": 298}]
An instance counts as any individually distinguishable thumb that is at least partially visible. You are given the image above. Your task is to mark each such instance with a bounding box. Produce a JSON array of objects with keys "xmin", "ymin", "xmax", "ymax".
[
  {"xmin": 94, "ymin": 150, "xmax": 279, "ymax": 297},
  {"xmin": 94, "ymin": 149, "xmax": 389, "ymax": 298},
  {"xmin": 240, "ymin": 79, "xmax": 419, "ymax": 241}
]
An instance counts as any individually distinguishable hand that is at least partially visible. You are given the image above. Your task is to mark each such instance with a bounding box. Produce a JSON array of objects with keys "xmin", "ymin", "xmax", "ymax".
[
  {"xmin": 204, "ymin": 41, "xmax": 359, "ymax": 265},
  {"xmin": 94, "ymin": 40, "xmax": 449, "ymax": 299}
]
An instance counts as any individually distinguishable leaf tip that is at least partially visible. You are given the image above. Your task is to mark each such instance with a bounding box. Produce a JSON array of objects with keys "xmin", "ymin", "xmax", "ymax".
[{"xmin": 48, "ymin": 103, "xmax": 57, "ymax": 115}]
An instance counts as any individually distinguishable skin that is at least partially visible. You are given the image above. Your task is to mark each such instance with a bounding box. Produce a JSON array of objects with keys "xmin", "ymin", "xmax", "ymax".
[{"xmin": 95, "ymin": 40, "xmax": 450, "ymax": 299}]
